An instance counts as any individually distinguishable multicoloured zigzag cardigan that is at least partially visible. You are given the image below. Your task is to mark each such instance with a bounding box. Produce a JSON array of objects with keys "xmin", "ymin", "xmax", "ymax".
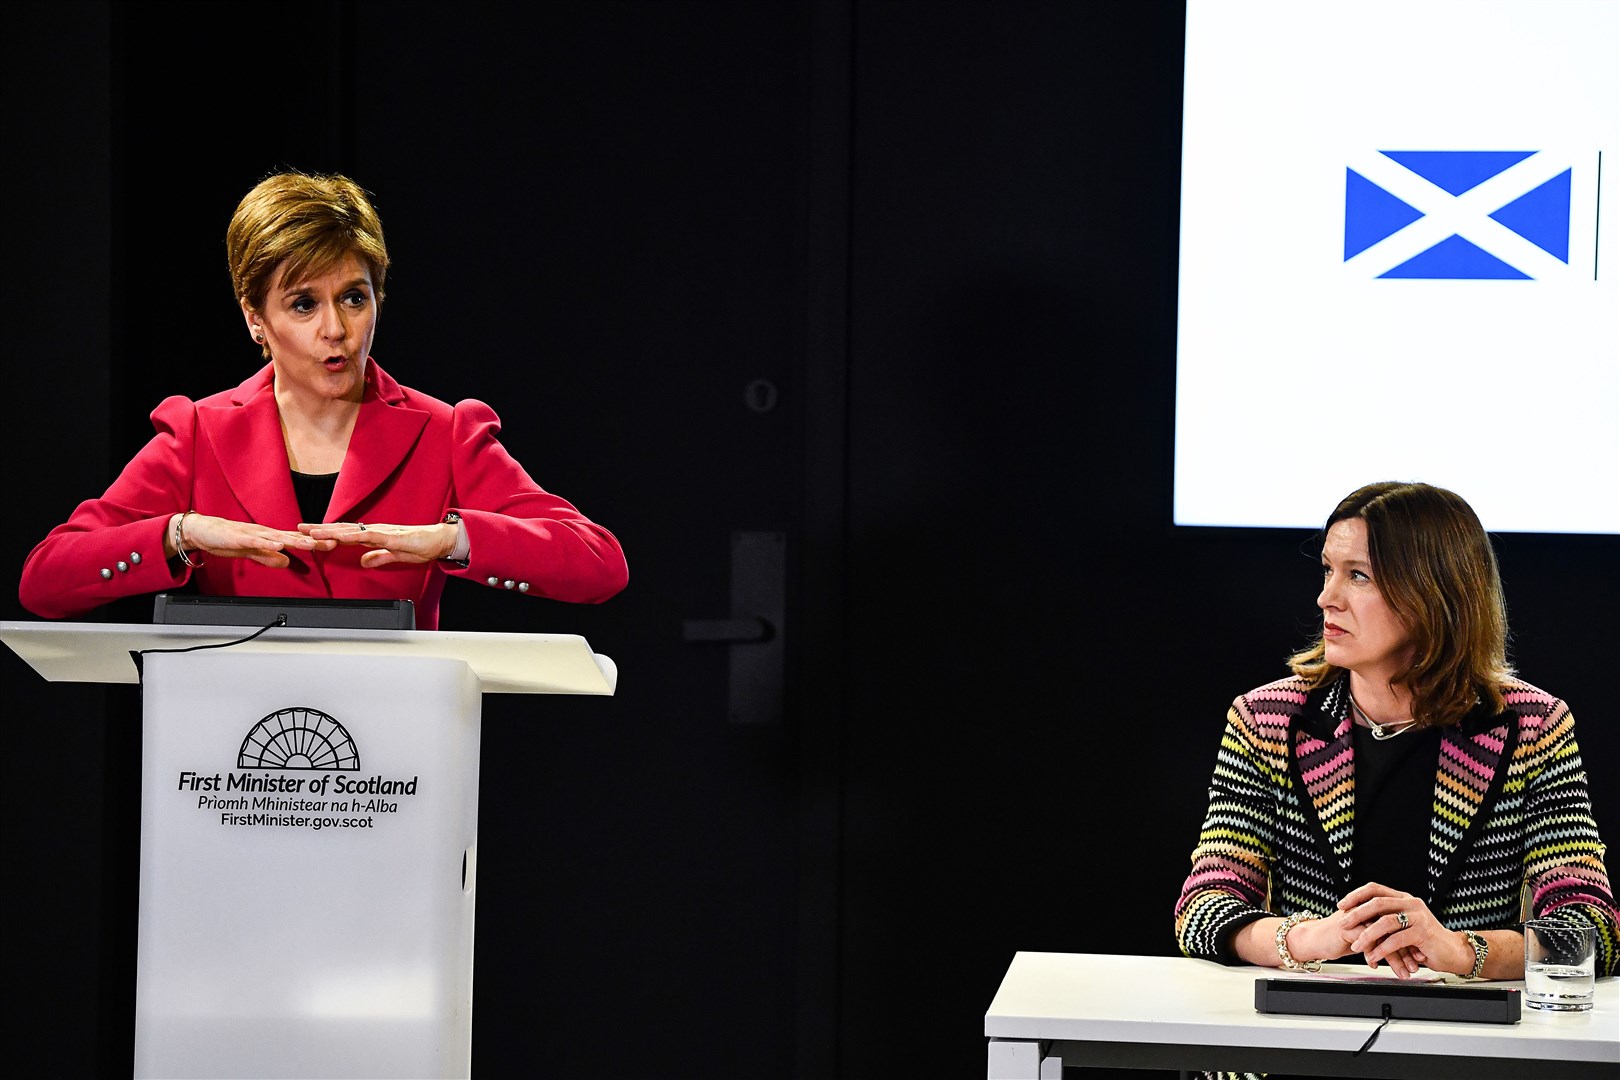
[{"xmin": 1175, "ymin": 674, "xmax": 1618, "ymax": 975}]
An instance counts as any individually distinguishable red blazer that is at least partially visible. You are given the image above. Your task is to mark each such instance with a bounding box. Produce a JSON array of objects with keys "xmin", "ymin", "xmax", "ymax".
[{"xmin": 19, "ymin": 362, "xmax": 627, "ymax": 629}]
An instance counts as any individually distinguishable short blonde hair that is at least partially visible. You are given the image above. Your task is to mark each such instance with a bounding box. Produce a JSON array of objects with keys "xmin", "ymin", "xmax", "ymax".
[
  {"xmin": 226, "ymin": 171, "xmax": 389, "ymax": 313},
  {"xmin": 1288, "ymin": 481, "xmax": 1513, "ymax": 727}
]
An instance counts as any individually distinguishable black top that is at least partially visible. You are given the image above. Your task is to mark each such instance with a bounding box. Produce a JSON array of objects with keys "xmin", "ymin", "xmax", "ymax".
[
  {"xmin": 1351, "ymin": 723, "xmax": 1444, "ymax": 897},
  {"xmin": 290, "ymin": 470, "xmax": 339, "ymax": 524}
]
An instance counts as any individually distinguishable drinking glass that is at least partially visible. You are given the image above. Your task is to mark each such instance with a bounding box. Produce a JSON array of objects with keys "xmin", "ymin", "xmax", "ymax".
[{"xmin": 1523, "ymin": 919, "xmax": 1596, "ymax": 1012}]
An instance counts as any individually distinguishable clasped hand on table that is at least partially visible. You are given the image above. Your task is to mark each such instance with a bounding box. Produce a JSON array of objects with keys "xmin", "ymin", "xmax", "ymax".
[{"xmin": 1290, "ymin": 881, "xmax": 1475, "ymax": 978}]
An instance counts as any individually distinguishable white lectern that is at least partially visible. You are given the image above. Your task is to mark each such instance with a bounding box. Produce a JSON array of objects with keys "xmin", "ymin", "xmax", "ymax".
[{"xmin": 0, "ymin": 620, "xmax": 617, "ymax": 1080}]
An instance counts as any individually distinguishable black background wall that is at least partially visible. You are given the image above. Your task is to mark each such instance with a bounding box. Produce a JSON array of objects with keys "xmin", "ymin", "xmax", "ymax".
[{"xmin": 4, "ymin": 2, "xmax": 1613, "ymax": 1078}]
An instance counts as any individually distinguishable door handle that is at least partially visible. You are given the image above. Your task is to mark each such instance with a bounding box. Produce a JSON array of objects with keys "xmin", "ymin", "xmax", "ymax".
[{"xmin": 681, "ymin": 531, "xmax": 784, "ymax": 724}]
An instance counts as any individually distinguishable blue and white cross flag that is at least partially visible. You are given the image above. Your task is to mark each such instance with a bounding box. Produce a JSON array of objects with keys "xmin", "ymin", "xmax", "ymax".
[{"xmin": 1344, "ymin": 150, "xmax": 1573, "ymax": 279}]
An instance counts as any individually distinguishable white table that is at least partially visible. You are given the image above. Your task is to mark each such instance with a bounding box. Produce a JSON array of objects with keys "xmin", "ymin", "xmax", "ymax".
[{"xmin": 985, "ymin": 952, "xmax": 1618, "ymax": 1079}]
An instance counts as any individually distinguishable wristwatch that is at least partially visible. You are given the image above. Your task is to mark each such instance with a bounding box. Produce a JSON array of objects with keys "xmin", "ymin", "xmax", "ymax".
[
  {"xmin": 1461, "ymin": 928, "xmax": 1488, "ymax": 979},
  {"xmin": 441, "ymin": 511, "xmax": 470, "ymax": 568}
]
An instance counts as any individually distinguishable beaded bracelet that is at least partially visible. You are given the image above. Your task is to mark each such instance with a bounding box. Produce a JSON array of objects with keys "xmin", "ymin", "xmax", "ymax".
[
  {"xmin": 1275, "ymin": 911, "xmax": 1323, "ymax": 972},
  {"xmin": 174, "ymin": 510, "xmax": 204, "ymax": 568},
  {"xmin": 1461, "ymin": 928, "xmax": 1489, "ymax": 979}
]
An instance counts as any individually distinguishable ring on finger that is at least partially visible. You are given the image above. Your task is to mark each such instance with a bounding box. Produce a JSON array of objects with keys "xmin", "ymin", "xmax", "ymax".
[{"xmin": 1396, "ymin": 911, "xmax": 1409, "ymax": 929}]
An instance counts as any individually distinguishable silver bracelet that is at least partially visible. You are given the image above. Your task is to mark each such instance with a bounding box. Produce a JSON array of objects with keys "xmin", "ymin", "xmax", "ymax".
[
  {"xmin": 174, "ymin": 510, "xmax": 203, "ymax": 568},
  {"xmin": 1461, "ymin": 928, "xmax": 1489, "ymax": 979},
  {"xmin": 1275, "ymin": 911, "xmax": 1323, "ymax": 972}
]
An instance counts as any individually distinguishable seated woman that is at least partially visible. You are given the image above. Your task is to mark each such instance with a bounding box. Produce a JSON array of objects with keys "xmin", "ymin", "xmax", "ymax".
[
  {"xmin": 1175, "ymin": 481, "xmax": 1616, "ymax": 983},
  {"xmin": 19, "ymin": 171, "xmax": 626, "ymax": 630}
]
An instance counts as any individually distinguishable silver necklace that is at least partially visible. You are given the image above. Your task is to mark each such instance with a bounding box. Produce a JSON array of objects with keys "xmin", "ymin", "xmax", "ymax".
[{"xmin": 1349, "ymin": 692, "xmax": 1418, "ymax": 741}]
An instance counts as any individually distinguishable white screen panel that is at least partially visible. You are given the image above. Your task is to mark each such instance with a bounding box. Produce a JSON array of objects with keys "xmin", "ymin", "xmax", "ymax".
[{"xmin": 1174, "ymin": 0, "xmax": 1619, "ymax": 533}]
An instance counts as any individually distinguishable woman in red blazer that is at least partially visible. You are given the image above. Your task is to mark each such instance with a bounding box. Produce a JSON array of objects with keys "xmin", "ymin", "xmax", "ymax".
[{"xmin": 19, "ymin": 172, "xmax": 626, "ymax": 630}]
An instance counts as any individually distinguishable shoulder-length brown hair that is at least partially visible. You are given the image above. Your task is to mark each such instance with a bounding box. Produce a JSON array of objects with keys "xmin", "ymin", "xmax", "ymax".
[{"xmin": 1288, "ymin": 481, "xmax": 1513, "ymax": 727}]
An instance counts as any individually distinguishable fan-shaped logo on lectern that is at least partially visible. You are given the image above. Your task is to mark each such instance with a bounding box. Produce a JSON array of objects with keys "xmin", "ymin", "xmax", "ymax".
[{"xmin": 238, "ymin": 707, "xmax": 360, "ymax": 771}]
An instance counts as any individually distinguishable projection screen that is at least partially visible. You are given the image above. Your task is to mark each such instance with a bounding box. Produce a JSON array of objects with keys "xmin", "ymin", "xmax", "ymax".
[{"xmin": 1174, "ymin": 0, "xmax": 1619, "ymax": 533}]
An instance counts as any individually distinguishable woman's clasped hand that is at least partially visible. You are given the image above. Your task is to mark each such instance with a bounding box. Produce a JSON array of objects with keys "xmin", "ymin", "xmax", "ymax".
[{"xmin": 1336, "ymin": 882, "xmax": 1468, "ymax": 978}]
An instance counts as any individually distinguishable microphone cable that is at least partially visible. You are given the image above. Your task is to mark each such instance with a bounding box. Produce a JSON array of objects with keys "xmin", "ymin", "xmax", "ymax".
[{"xmin": 129, "ymin": 614, "xmax": 288, "ymax": 679}]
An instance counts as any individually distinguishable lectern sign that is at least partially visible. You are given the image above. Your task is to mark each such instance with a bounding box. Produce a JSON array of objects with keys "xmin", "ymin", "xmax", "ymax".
[{"xmin": 172, "ymin": 705, "xmax": 422, "ymax": 832}]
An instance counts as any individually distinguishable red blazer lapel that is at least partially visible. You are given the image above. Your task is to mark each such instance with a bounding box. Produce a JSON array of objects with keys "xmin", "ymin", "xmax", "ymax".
[
  {"xmin": 192, "ymin": 360, "xmax": 430, "ymax": 527},
  {"xmin": 327, "ymin": 362, "xmax": 429, "ymax": 523},
  {"xmin": 196, "ymin": 366, "xmax": 302, "ymax": 528}
]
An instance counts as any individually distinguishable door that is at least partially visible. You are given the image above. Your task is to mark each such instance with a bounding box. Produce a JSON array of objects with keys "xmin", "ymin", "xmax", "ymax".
[{"xmin": 358, "ymin": 5, "xmax": 845, "ymax": 1075}]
